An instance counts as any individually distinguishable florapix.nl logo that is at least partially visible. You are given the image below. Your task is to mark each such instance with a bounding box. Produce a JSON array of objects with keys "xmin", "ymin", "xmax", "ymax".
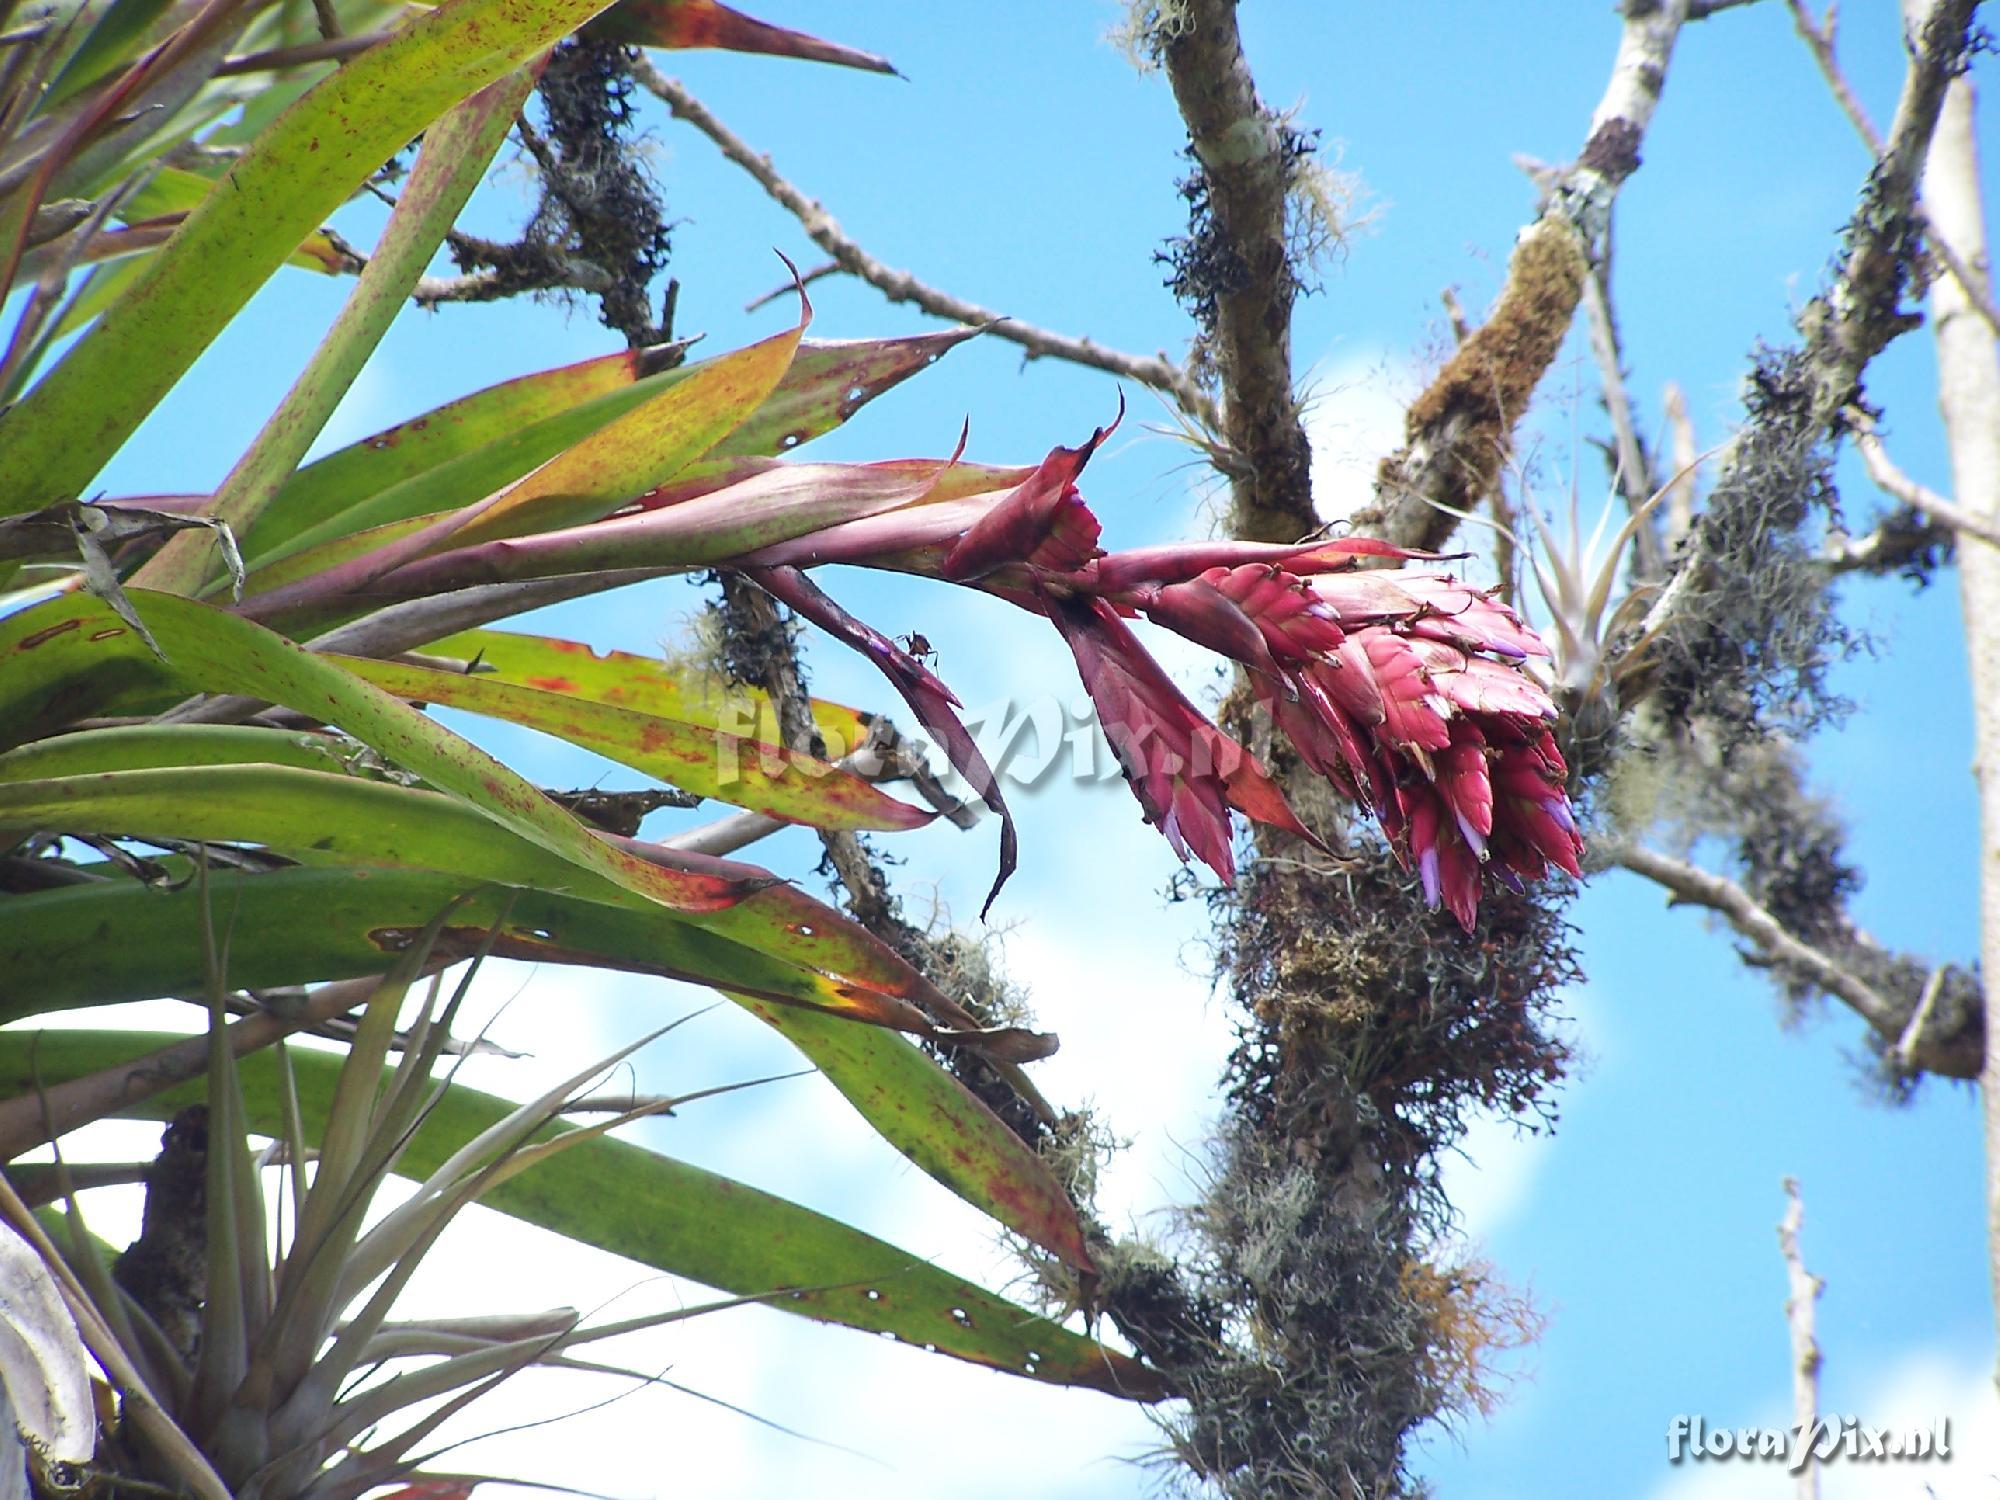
[{"xmin": 1667, "ymin": 1414, "xmax": 1952, "ymax": 1475}]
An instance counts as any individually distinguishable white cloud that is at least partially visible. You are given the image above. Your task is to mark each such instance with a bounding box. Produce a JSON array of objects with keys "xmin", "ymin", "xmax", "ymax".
[
  {"xmin": 1439, "ymin": 1108, "xmax": 1556, "ymax": 1245},
  {"xmin": 1301, "ymin": 348, "xmax": 1413, "ymax": 524}
]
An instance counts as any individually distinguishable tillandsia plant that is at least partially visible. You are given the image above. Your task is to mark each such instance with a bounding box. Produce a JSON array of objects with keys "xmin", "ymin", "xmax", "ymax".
[
  {"xmin": 4, "ymin": 904, "xmax": 831, "ymax": 1500},
  {"xmin": 0, "ymin": 0, "xmax": 1582, "ymax": 1488}
]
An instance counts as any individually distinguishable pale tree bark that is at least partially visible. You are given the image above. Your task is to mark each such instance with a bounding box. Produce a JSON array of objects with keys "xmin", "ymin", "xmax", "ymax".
[
  {"xmin": 1912, "ymin": 14, "xmax": 2000, "ymax": 1361},
  {"xmin": 1778, "ymin": 1178, "xmax": 1824, "ymax": 1500}
]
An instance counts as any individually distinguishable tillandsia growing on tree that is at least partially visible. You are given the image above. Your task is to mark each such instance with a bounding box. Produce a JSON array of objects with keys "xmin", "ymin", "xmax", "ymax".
[
  {"xmin": 0, "ymin": 3, "xmax": 1182, "ymax": 1493},
  {"xmin": 0, "ymin": 0, "xmax": 1586, "ymax": 1484},
  {"xmin": 737, "ymin": 406, "xmax": 1583, "ymax": 928}
]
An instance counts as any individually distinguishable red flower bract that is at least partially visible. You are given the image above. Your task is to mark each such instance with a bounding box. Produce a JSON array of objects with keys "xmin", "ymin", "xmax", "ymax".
[
  {"xmin": 1050, "ymin": 596, "xmax": 1312, "ymax": 883},
  {"xmin": 1121, "ymin": 559, "xmax": 1583, "ymax": 929}
]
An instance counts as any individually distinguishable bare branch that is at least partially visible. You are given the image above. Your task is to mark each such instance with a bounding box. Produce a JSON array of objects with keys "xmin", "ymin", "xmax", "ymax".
[
  {"xmin": 0, "ymin": 976, "xmax": 386, "ymax": 1159},
  {"xmin": 1777, "ymin": 1177, "xmax": 1824, "ymax": 1500},
  {"xmin": 627, "ymin": 55, "xmax": 1219, "ymax": 433},
  {"xmin": 1605, "ymin": 839, "xmax": 1983, "ymax": 1079},
  {"xmin": 1849, "ymin": 407, "xmax": 2000, "ymax": 547},
  {"xmin": 1609, "ymin": 841, "xmax": 1900, "ymax": 1030},
  {"xmin": 1912, "ymin": 0, "xmax": 2000, "ymax": 1349},
  {"xmin": 1353, "ymin": 0, "xmax": 1689, "ymax": 552},
  {"xmin": 1788, "ymin": 0, "xmax": 2000, "ymax": 338},
  {"xmin": 1581, "ymin": 262, "xmax": 1667, "ymax": 576},
  {"xmin": 1661, "ymin": 380, "xmax": 1699, "ymax": 553},
  {"xmin": 1787, "ymin": 0, "xmax": 1883, "ymax": 149}
]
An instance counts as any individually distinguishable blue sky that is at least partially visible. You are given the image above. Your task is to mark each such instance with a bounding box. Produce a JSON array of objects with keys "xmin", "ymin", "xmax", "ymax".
[{"xmin": 45, "ymin": 2, "xmax": 2000, "ymax": 1496}]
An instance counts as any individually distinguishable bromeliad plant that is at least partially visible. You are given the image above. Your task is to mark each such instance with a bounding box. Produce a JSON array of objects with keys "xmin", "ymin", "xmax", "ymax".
[
  {"xmin": 0, "ymin": 0, "xmax": 1580, "ymax": 1489},
  {"xmin": 4, "ymin": 911, "xmax": 833, "ymax": 1500}
]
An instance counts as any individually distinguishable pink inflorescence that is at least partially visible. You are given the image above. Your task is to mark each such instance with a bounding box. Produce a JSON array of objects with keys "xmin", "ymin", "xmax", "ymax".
[{"xmin": 797, "ymin": 410, "xmax": 1584, "ymax": 927}]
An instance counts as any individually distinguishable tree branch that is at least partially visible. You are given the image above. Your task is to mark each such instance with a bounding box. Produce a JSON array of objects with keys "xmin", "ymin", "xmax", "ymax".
[
  {"xmin": 1155, "ymin": 0, "xmax": 1319, "ymax": 541},
  {"xmin": 1849, "ymin": 408, "xmax": 2000, "ymax": 548},
  {"xmin": 1777, "ymin": 1176, "xmax": 1824, "ymax": 1500},
  {"xmin": 627, "ymin": 55, "xmax": 1219, "ymax": 434},
  {"xmin": 1910, "ymin": 0, "xmax": 2000, "ymax": 1352},
  {"xmin": 1616, "ymin": 0, "xmax": 1979, "ymax": 720},
  {"xmin": 1352, "ymin": 0, "xmax": 1689, "ymax": 552},
  {"xmin": 1605, "ymin": 839, "xmax": 1983, "ymax": 1079},
  {"xmin": 1820, "ymin": 504, "xmax": 1955, "ymax": 575},
  {"xmin": 1787, "ymin": 0, "xmax": 2000, "ymax": 338},
  {"xmin": 1813, "ymin": 0, "xmax": 1981, "ymax": 394}
]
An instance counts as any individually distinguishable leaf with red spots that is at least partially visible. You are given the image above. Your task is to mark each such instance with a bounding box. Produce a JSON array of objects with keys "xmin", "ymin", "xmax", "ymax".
[
  {"xmin": 335, "ymin": 655, "xmax": 930, "ymax": 833},
  {"xmin": 418, "ymin": 626, "xmax": 873, "ymax": 753},
  {"xmin": 0, "ymin": 590, "xmax": 954, "ymax": 1016},
  {"xmin": 0, "ymin": 1030, "xmax": 1164, "ymax": 1397},
  {"xmin": 739, "ymin": 995, "xmax": 1094, "ymax": 1271}
]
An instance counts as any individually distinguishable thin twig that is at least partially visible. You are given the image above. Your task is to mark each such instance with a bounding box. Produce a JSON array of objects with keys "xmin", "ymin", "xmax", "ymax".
[
  {"xmin": 626, "ymin": 55, "xmax": 1220, "ymax": 435},
  {"xmin": 1786, "ymin": 0, "xmax": 1881, "ymax": 147},
  {"xmin": 1660, "ymin": 381, "xmax": 1699, "ymax": 553},
  {"xmin": 1605, "ymin": 839, "xmax": 1981, "ymax": 1078},
  {"xmin": 1821, "ymin": 510, "xmax": 1955, "ymax": 574},
  {"xmin": 1581, "ymin": 263, "xmax": 1665, "ymax": 576}
]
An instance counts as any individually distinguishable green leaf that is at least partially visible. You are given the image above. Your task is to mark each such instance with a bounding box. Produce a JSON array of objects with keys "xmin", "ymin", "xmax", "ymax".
[
  {"xmin": 0, "ymin": 863, "xmax": 1084, "ymax": 1266},
  {"xmin": 227, "ymin": 309, "xmax": 811, "ymax": 616},
  {"xmin": 332, "ymin": 654, "xmax": 928, "ymax": 832},
  {"xmin": 0, "ymin": 0, "xmax": 628, "ymax": 513},
  {"xmin": 0, "ymin": 864, "xmax": 920, "ymax": 1031},
  {"xmin": 0, "ymin": 590, "xmax": 940, "ymax": 1003},
  {"xmin": 416, "ymin": 626, "xmax": 872, "ymax": 753},
  {"xmin": 0, "ymin": 589, "xmax": 741, "ymax": 910},
  {"xmin": 0, "ymin": 722, "xmax": 372, "ymax": 779},
  {"xmin": 248, "ymin": 347, "xmax": 688, "ymax": 567},
  {"xmin": 439, "ymin": 300, "xmax": 809, "ymax": 548},
  {"xmin": 709, "ymin": 327, "xmax": 981, "ymax": 460},
  {"xmin": 238, "ymin": 327, "xmax": 981, "ymax": 583},
  {"xmin": 138, "ymin": 67, "xmax": 539, "ymax": 594},
  {"xmin": 738, "ymin": 994, "xmax": 1094, "ymax": 1271},
  {"xmin": 257, "ymin": 456, "xmax": 961, "ymax": 627},
  {"xmin": 0, "ymin": 761, "xmax": 931, "ymax": 1017},
  {"xmin": 0, "ymin": 765, "xmax": 655, "ymax": 903},
  {"xmin": 44, "ymin": 0, "xmax": 178, "ymax": 108},
  {"xmin": 0, "ymin": 1031, "xmax": 1165, "ymax": 1398}
]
